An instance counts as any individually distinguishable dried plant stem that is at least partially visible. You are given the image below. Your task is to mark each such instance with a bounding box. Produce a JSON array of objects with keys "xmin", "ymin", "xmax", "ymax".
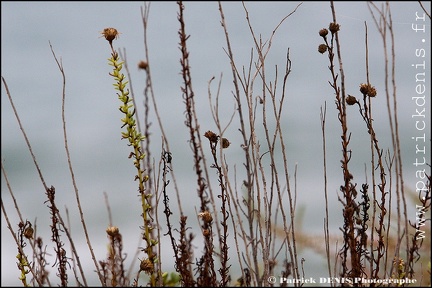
[
  {"xmin": 50, "ymin": 42, "xmax": 96, "ymax": 287},
  {"xmin": 2, "ymin": 73, "xmax": 89, "ymax": 286},
  {"xmin": 1, "ymin": 165, "xmax": 42, "ymax": 286},
  {"xmin": 177, "ymin": 2, "xmax": 218, "ymax": 286},
  {"xmin": 320, "ymin": 102, "xmax": 333, "ymax": 281}
]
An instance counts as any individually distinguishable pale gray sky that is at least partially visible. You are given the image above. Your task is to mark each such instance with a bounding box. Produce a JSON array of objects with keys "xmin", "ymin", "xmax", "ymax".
[{"xmin": 2, "ymin": 1, "xmax": 431, "ymax": 286}]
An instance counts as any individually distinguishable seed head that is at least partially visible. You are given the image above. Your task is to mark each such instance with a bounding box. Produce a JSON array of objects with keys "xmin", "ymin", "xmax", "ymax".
[
  {"xmin": 139, "ymin": 258, "xmax": 154, "ymax": 274},
  {"xmin": 138, "ymin": 60, "xmax": 148, "ymax": 70},
  {"xmin": 106, "ymin": 226, "xmax": 120, "ymax": 237},
  {"xmin": 329, "ymin": 22, "xmax": 340, "ymax": 34},
  {"xmin": 24, "ymin": 226, "xmax": 34, "ymax": 239},
  {"xmin": 198, "ymin": 211, "xmax": 213, "ymax": 223},
  {"xmin": 318, "ymin": 44, "xmax": 328, "ymax": 54},
  {"xmin": 367, "ymin": 86, "xmax": 377, "ymax": 97},
  {"xmin": 100, "ymin": 27, "xmax": 120, "ymax": 43},
  {"xmin": 202, "ymin": 229, "xmax": 211, "ymax": 237},
  {"xmin": 319, "ymin": 28, "xmax": 328, "ymax": 37},
  {"xmin": 221, "ymin": 138, "xmax": 230, "ymax": 149},
  {"xmin": 346, "ymin": 95, "xmax": 358, "ymax": 105},
  {"xmin": 359, "ymin": 83, "xmax": 377, "ymax": 97},
  {"xmin": 204, "ymin": 130, "xmax": 218, "ymax": 143}
]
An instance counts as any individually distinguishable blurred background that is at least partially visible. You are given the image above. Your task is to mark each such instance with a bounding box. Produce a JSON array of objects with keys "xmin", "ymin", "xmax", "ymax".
[{"xmin": 2, "ymin": 1, "xmax": 430, "ymax": 286}]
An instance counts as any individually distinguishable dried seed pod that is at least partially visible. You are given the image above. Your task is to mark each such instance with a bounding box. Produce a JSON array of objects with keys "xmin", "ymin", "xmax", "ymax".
[
  {"xmin": 346, "ymin": 95, "xmax": 358, "ymax": 105},
  {"xmin": 24, "ymin": 226, "xmax": 34, "ymax": 239},
  {"xmin": 100, "ymin": 27, "xmax": 120, "ymax": 43},
  {"xmin": 221, "ymin": 138, "xmax": 230, "ymax": 149},
  {"xmin": 359, "ymin": 83, "xmax": 377, "ymax": 97},
  {"xmin": 140, "ymin": 258, "xmax": 154, "ymax": 274},
  {"xmin": 138, "ymin": 60, "xmax": 148, "ymax": 70},
  {"xmin": 198, "ymin": 211, "xmax": 213, "ymax": 223},
  {"xmin": 204, "ymin": 130, "xmax": 218, "ymax": 143},
  {"xmin": 329, "ymin": 22, "xmax": 340, "ymax": 34},
  {"xmin": 106, "ymin": 226, "xmax": 120, "ymax": 237},
  {"xmin": 318, "ymin": 44, "xmax": 327, "ymax": 54},
  {"xmin": 202, "ymin": 229, "xmax": 211, "ymax": 237},
  {"xmin": 319, "ymin": 28, "xmax": 328, "ymax": 37}
]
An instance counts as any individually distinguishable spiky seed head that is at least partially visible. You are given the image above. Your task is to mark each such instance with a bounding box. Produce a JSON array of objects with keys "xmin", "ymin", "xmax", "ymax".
[
  {"xmin": 359, "ymin": 83, "xmax": 377, "ymax": 97},
  {"xmin": 140, "ymin": 258, "xmax": 154, "ymax": 274},
  {"xmin": 329, "ymin": 22, "xmax": 340, "ymax": 34},
  {"xmin": 100, "ymin": 27, "xmax": 120, "ymax": 43},
  {"xmin": 367, "ymin": 86, "xmax": 377, "ymax": 97}
]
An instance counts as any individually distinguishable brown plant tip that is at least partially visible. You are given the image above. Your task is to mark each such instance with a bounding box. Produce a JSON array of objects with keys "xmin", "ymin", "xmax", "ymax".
[
  {"xmin": 138, "ymin": 60, "xmax": 148, "ymax": 70},
  {"xmin": 106, "ymin": 226, "xmax": 120, "ymax": 237},
  {"xmin": 204, "ymin": 130, "xmax": 218, "ymax": 143},
  {"xmin": 329, "ymin": 22, "xmax": 340, "ymax": 34},
  {"xmin": 346, "ymin": 95, "xmax": 358, "ymax": 105},
  {"xmin": 221, "ymin": 138, "xmax": 230, "ymax": 149},
  {"xmin": 198, "ymin": 211, "xmax": 213, "ymax": 223},
  {"xmin": 319, "ymin": 28, "xmax": 328, "ymax": 37},
  {"xmin": 359, "ymin": 83, "xmax": 377, "ymax": 97},
  {"xmin": 139, "ymin": 258, "xmax": 154, "ymax": 274},
  {"xmin": 202, "ymin": 229, "xmax": 211, "ymax": 237},
  {"xmin": 100, "ymin": 27, "xmax": 120, "ymax": 43},
  {"xmin": 24, "ymin": 226, "xmax": 34, "ymax": 239},
  {"xmin": 318, "ymin": 44, "xmax": 327, "ymax": 54},
  {"xmin": 367, "ymin": 86, "xmax": 377, "ymax": 97}
]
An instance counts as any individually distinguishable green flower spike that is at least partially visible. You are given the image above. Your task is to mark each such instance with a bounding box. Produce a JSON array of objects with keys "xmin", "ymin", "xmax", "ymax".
[{"xmin": 101, "ymin": 27, "xmax": 159, "ymax": 286}]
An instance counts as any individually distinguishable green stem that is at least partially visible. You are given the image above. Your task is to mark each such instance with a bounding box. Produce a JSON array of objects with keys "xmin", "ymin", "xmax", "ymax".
[{"xmin": 107, "ymin": 50, "xmax": 158, "ymax": 286}]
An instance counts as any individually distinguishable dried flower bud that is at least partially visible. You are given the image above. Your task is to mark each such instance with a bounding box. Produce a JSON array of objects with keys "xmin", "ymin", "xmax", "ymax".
[
  {"xmin": 198, "ymin": 211, "xmax": 213, "ymax": 223},
  {"xmin": 221, "ymin": 138, "xmax": 230, "ymax": 149},
  {"xmin": 329, "ymin": 22, "xmax": 340, "ymax": 34},
  {"xmin": 100, "ymin": 27, "xmax": 120, "ymax": 43},
  {"xmin": 204, "ymin": 130, "xmax": 218, "ymax": 143},
  {"xmin": 140, "ymin": 258, "xmax": 154, "ymax": 274},
  {"xmin": 359, "ymin": 83, "xmax": 377, "ymax": 97},
  {"xmin": 24, "ymin": 226, "xmax": 34, "ymax": 239},
  {"xmin": 319, "ymin": 28, "xmax": 328, "ymax": 37},
  {"xmin": 359, "ymin": 83, "xmax": 369, "ymax": 95},
  {"xmin": 202, "ymin": 229, "xmax": 211, "ymax": 237},
  {"xmin": 138, "ymin": 60, "xmax": 148, "ymax": 70},
  {"xmin": 318, "ymin": 44, "xmax": 328, "ymax": 54},
  {"xmin": 346, "ymin": 95, "xmax": 358, "ymax": 105},
  {"xmin": 106, "ymin": 226, "xmax": 120, "ymax": 237},
  {"xmin": 367, "ymin": 86, "xmax": 377, "ymax": 97}
]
